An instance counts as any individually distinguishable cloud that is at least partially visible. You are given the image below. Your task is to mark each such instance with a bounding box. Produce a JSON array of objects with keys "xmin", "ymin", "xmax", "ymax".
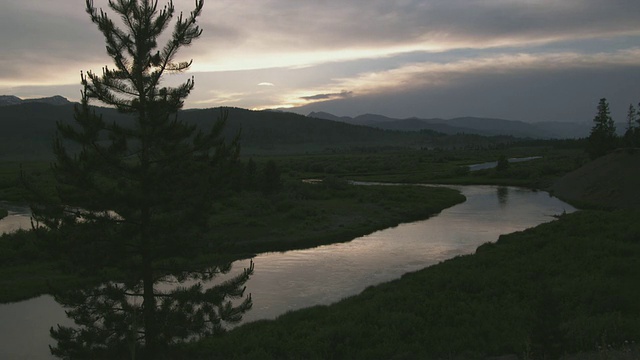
[
  {"xmin": 288, "ymin": 49, "xmax": 640, "ymax": 102},
  {"xmin": 1, "ymin": 0, "xmax": 639, "ymax": 124},
  {"xmin": 189, "ymin": 0, "xmax": 640, "ymax": 72},
  {"xmin": 302, "ymin": 65, "xmax": 640, "ymax": 123},
  {"xmin": 300, "ymin": 91, "xmax": 354, "ymax": 101},
  {"xmin": 204, "ymin": 0, "xmax": 640, "ymax": 49},
  {"xmin": 190, "ymin": 91, "xmax": 248, "ymax": 107},
  {"xmin": 259, "ymin": 47, "xmax": 640, "ymax": 119},
  {"xmin": 4, "ymin": 0, "xmax": 640, "ymax": 83}
]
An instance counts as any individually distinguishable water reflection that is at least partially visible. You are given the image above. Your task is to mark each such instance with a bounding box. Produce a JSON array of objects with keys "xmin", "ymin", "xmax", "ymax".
[
  {"xmin": 50, "ymin": 262, "xmax": 253, "ymax": 359},
  {"xmin": 497, "ymin": 186, "xmax": 509, "ymax": 206},
  {"xmin": 224, "ymin": 185, "xmax": 576, "ymax": 325},
  {"xmin": 0, "ymin": 185, "xmax": 575, "ymax": 359},
  {"xmin": 0, "ymin": 202, "xmax": 31, "ymax": 234}
]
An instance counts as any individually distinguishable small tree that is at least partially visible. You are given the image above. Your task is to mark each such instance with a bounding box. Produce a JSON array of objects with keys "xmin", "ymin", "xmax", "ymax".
[
  {"xmin": 626, "ymin": 104, "xmax": 636, "ymax": 133},
  {"xmin": 29, "ymin": 1, "xmax": 253, "ymax": 358},
  {"xmin": 586, "ymin": 98, "xmax": 617, "ymax": 159},
  {"xmin": 624, "ymin": 103, "xmax": 638, "ymax": 147},
  {"xmin": 496, "ymin": 154, "xmax": 510, "ymax": 172}
]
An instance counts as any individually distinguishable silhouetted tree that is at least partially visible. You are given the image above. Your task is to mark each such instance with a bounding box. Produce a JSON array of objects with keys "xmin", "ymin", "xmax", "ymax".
[
  {"xmin": 626, "ymin": 104, "xmax": 636, "ymax": 133},
  {"xmin": 623, "ymin": 103, "xmax": 637, "ymax": 147},
  {"xmin": 586, "ymin": 98, "xmax": 617, "ymax": 159},
  {"xmin": 28, "ymin": 1, "xmax": 252, "ymax": 358},
  {"xmin": 496, "ymin": 154, "xmax": 509, "ymax": 172}
]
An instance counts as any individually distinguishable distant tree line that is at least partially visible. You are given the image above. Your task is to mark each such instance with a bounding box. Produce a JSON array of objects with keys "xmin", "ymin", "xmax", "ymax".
[
  {"xmin": 230, "ymin": 158, "xmax": 282, "ymax": 195},
  {"xmin": 587, "ymin": 97, "xmax": 640, "ymax": 159}
]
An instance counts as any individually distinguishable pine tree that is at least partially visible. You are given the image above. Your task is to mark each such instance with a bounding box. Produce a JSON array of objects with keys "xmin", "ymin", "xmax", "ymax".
[
  {"xmin": 586, "ymin": 98, "xmax": 617, "ymax": 159},
  {"xmin": 624, "ymin": 103, "xmax": 637, "ymax": 147},
  {"xmin": 28, "ymin": 1, "xmax": 253, "ymax": 358},
  {"xmin": 626, "ymin": 104, "xmax": 636, "ymax": 133},
  {"xmin": 636, "ymin": 102, "xmax": 640, "ymax": 147}
]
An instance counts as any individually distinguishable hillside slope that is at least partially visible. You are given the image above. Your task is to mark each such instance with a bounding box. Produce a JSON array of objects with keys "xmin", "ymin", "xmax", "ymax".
[
  {"xmin": 308, "ymin": 111, "xmax": 593, "ymax": 139},
  {"xmin": 551, "ymin": 149, "xmax": 640, "ymax": 209},
  {"xmin": 0, "ymin": 104, "xmax": 423, "ymax": 159},
  {"xmin": 0, "ymin": 103, "xmax": 519, "ymax": 160}
]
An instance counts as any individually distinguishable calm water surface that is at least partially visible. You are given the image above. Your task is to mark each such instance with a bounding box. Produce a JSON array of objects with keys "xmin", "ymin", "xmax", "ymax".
[
  {"xmin": 0, "ymin": 201, "xmax": 32, "ymax": 234},
  {"xmin": 0, "ymin": 185, "xmax": 575, "ymax": 359}
]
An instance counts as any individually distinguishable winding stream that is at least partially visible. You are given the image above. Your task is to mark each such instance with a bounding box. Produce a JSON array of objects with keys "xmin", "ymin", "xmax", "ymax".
[{"xmin": 0, "ymin": 185, "xmax": 576, "ymax": 359}]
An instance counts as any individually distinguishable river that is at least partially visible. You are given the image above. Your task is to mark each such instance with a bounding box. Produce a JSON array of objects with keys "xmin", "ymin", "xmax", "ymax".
[
  {"xmin": 0, "ymin": 185, "xmax": 575, "ymax": 359},
  {"xmin": 0, "ymin": 201, "xmax": 32, "ymax": 234}
]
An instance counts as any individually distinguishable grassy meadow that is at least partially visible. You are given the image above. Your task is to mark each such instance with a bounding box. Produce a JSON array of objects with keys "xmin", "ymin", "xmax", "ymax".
[{"xmin": 2, "ymin": 142, "xmax": 638, "ymax": 358}]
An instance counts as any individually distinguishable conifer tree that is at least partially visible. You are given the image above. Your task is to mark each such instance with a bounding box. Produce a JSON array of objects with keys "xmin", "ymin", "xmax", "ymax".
[
  {"xmin": 29, "ymin": 1, "xmax": 253, "ymax": 358},
  {"xmin": 624, "ymin": 103, "xmax": 638, "ymax": 147},
  {"xmin": 586, "ymin": 98, "xmax": 617, "ymax": 159},
  {"xmin": 626, "ymin": 104, "xmax": 636, "ymax": 133}
]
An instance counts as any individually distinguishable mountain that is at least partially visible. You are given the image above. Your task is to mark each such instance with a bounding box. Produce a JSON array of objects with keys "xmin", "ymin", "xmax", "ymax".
[
  {"xmin": 0, "ymin": 103, "xmax": 412, "ymax": 160},
  {"xmin": 0, "ymin": 96, "xmax": 23, "ymax": 106},
  {"xmin": 530, "ymin": 121, "xmax": 592, "ymax": 139},
  {"xmin": 0, "ymin": 101, "xmax": 522, "ymax": 160},
  {"xmin": 0, "ymin": 95, "xmax": 72, "ymax": 107},
  {"xmin": 307, "ymin": 111, "xmax": 353, "ymax": 123},
  {"xmin": 308, "ymin": 112, "xmax": 592, "ymax": 139}
]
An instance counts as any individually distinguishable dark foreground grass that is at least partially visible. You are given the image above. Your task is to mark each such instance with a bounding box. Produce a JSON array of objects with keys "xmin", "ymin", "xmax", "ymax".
[{"xmin": 185, "ymin": 210, "xmax": 640, "ymax": 359}]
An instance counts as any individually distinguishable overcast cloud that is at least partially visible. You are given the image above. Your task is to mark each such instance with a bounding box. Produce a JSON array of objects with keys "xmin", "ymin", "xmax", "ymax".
[{"xmin": 1, "ymin": 0, "xmax": 639, "ymax": 123}]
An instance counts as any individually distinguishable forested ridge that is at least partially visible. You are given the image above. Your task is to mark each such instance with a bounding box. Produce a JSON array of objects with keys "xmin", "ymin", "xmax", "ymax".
[{"xmin": 0, "ymin": 102, "xmax": 518, "ymax": 159}]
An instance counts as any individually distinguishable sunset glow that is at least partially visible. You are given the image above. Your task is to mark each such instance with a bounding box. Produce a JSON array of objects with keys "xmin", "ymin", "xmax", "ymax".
[{"xmin": 1, "ymin": 0, "xmax": 639, "ymax": 122}]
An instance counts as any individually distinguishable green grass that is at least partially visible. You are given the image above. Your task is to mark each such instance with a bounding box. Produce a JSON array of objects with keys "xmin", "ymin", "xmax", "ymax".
[
  {"xmin": 276, "ymin": 146, "xmax": 586, "ymax": 189},
  {"xmin": 207, "ymin": 180, "xmax": 465, "ymax": 254},
  {"xmin": 0, "ymin": 161, "xmax": 53, "ymax": 202},
  {"xmin": 185, "ymin": 210, "xmax": 640, "ymax": 359}
]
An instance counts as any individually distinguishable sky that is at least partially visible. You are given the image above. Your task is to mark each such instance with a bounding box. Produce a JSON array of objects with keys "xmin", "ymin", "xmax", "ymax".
[{"xmin": 1, "ymin": 0, "xmax": 639, "ymax": 123}]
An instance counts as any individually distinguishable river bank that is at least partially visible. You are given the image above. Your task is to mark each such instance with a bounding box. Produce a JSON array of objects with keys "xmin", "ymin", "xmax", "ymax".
[
  {"xmin": 186, "ymin": 208, "xmax": 640, "ymax": 359},
  {"xmin": 0, "ymin": 183, "xmax": 465, "ymax": 303},
  {"xmin": 184, "ymin": 151, "xmax": 640, "ymax": 359},
  {"xmin": 5, "ymin": 148, "xmax": 636, "ymax": 358},
  {"xmin": 1, "ymin": 184, "xmax": 575, "ymax": 359}
]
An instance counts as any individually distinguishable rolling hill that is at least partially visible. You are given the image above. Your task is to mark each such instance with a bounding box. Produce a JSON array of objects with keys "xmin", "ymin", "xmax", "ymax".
[
  {"xmin": 0, "ymin": 95, "xmax": 71, "ymax": 107},
  {"xmin": 0, "ymin": 97, "xmax": 531, "ymax": 160},
  {"xmin": 308, "ymin": 111, "xmax": 593, "ymax": 139},
  {"xmin": 0, "ymin": 101, "xmax": 459, "ymax": 160}
]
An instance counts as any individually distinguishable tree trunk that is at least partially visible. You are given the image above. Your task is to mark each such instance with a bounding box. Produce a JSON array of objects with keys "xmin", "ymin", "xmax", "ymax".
[{"xmin": 142, "ymin": 256, "xmax": 157, "ymax": 359}]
